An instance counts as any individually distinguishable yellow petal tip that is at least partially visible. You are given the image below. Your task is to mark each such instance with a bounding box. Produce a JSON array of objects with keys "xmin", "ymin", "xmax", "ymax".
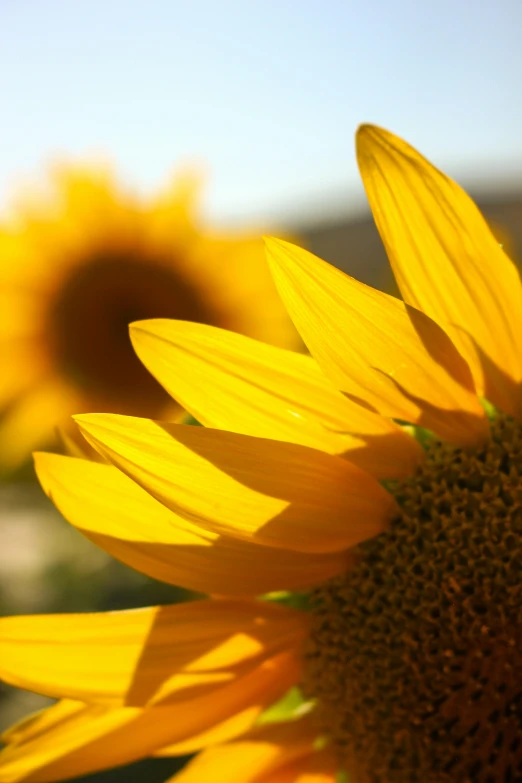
[
  {"xmin": 263, "ymin": 236, "xmax": 302, "ymax": 260},
  {"xmin": 356, "ymin": 122, "xmax": 373, "ymax": 136},
  {"xmin": 356, "ymin": 123, "xmax": 390, "ymax": 151},
  {"xmin": 128, "ymin": 318, "xmax": 159, "ymax": 333},
  {"xmin": 72, "ymin": 413, "xmax": 90, "ymax": 424},
  {"xmin": 262, "ymin": 235, "xmax": 282, "ymax": 250},
  {"xmin": 72, "ymin": 412, "xmax": 104, "ymax": 432}
]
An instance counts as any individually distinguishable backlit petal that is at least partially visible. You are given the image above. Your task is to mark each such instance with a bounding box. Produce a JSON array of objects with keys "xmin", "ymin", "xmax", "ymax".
[
  {"xmin": 35, "ymin": 452, "xmax": 351, "ymax": 595},
  {"xmin": 0, "ymin": 599, "xmax": 308, "ymax": 706},
  {"xmin": 130, "ymin": 318, "xmax": 421, "ymax": 479},
  {"xmin": 357, "ymin": 124, "xmax": 522, "ymax": 417},
  {"xmin": 0, "ymin": 650, "xmax": 299, "ymax": 782},
  {"xmin": 75, "ymin": 414, "xmax": 397, "ymax": 555},
  {"xmin": 265, "ymin": 237, "xmax": 488, "ymax": 447}
]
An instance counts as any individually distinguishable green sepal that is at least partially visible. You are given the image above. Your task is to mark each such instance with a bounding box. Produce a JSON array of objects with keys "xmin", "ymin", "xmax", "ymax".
[
  {"xmin": 181, "ymin": 413, "xmax": 202, "ymax": 426},
  {"xmin": 262, "ymin": 590, "xmax": 312, "ymax": 611},
  {"xmin": 256, "ymin": 686, "xmax": 312, "ymax": 725}
]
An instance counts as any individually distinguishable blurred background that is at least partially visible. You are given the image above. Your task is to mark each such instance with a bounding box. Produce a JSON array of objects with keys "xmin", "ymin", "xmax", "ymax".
[{"xmin": 1, "ymin": 1, "xmax": 521, "ymax": 781}]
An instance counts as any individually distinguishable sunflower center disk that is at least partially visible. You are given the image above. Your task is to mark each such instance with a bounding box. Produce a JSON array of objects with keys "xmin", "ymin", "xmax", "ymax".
[
  {"xmin": 49, "ymin": 254, "xmax": 215, "ymax": 413},
  {"xmin": 304, "ymin": 415, "xmax": 522, "ymax": 783}
]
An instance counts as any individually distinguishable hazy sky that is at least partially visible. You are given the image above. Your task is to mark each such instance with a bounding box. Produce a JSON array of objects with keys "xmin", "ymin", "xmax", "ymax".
[{"xmin": 1, "ymin": 0, "xmax": 521, "ymax": 226}]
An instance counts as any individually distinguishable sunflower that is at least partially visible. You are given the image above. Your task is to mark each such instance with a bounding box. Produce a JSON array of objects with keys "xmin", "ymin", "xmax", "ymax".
[
  {"xmin": 1, "ymin": 124, "xmax": 522, "ymax": 783},
  {"xmin": 0, "ymin": 164, "xmax": 296, "ymax": 470}
]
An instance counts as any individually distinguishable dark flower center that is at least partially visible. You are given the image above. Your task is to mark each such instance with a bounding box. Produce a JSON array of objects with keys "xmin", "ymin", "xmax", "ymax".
[
  {"xmin": 48, "ymin": 253, "xmax": 219, "ymax": 414},
  {"xmin": 304, "ymin": 414, "xmax": 522, "ymax": 783}
]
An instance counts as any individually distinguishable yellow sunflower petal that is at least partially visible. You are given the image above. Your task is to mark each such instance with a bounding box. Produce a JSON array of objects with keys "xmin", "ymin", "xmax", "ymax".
[
  {"xmin": 1, "ymin": 701, "xmax": 84, "ymax": 748},
  {"xmin": 35, "ymin": 452, "xmax": 350, "ymax": 595},
  {"xmin": 152, "ymin": 705, "xmax": 268, "ymax": 758},
  {"xmin": 0, "ymin": 700, "xmax": 175, "ymax": 783},
  {"xmin": 168, "ymin": 714, "xmax": 322, "ymax": 782},
  {"xmin": 0, "ymin": 650, "xmax": 299, "ymax": 783},
  {"xmin": 74, "ymin": 414, "xmax": 397, "ymax": 555},
  {"xmin": 356, "ymin": 124, "xmax": 522, "ymax": 417},
  {"xmin": 258, "ymin": 748, "xmax": 337, "ymax": 783},
  {"xmin": 0, "ymin": 599, "xmax": 307, "ymax": 706},
  {"xmin": 150, "ymin": 168, "xmax": 204, "ymax": 241},
  {"xmin": 265, "ymin": 237, "xmax": 488, "ymax": 447},
  {"xmin": 130, "ymin": 318, "xmax": 422, "ymax": 480},
  {"xmin": 2, "ymin": 698, "xmax": 259, "ymax": 764},
  {"xmin": 133, "ymin": 649, "xmax": 303, "ymax": 758}
]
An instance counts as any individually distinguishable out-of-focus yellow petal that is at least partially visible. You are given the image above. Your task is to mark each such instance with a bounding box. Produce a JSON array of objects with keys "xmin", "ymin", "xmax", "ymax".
[
  {"xmin": 130, "ymin": 319, "xmax": 422, "ymax": 480},
  {"xmin": 0, "ymin": 650, "xmax": 299, "ymax": 783},
  {"xmin": 0, "ymin": 161, "xmax": 300, "ymax": 469},
  {"xmin": 54, "ymin": 424, "xmax": 106, "ymax": 462},
  {"xmin": 0, "ymin": 290, "xmax": 43, "ymax": 342},
  {"xmin": 0, "ymin": 378, "xmax": 82, "ymax": 472},
  {"xmin": 357, "ymin": 124, "xmax": 522, "ymax": 417},
  {"xmin": 265, "ymin": 237, "xmax": 489, "ymax": 447},
  {"xmin": 0, "ymin": 599, "xmax": 307, "ymax": 706},
  {"xmin": 75, "ymin": 414, "xmax": 398, "ymax": 555},
  {"xmin": 185, "ymin": 235, "xmax": 300, "ymax": 349},
  {"xmin": 54, "ymin": 426, "xmax": 90, "ymax": 459},
  {"xmin": 167, "ymin": 714, "xmax": 324, "ymax": 782},
  {"xmin": 35, "ymin": 453, "xmax": 350, "ymax": 595},
  {"xmin": 150, "ymin": 168, "xmax": 204, "ymax": 240},
  {"xmin": 0, "ymin": 343, "xmax": 46, "ymax": 410}
]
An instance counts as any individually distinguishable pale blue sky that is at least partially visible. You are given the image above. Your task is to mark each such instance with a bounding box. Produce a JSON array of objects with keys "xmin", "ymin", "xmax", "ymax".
[{"xmin": 1, "ymin": 0, "xmax": 521, "ymax": 226}]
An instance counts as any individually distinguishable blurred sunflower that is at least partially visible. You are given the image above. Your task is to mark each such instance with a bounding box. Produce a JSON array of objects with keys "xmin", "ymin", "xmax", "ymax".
[
  {"xmin": 1, "ymin": 125, "xmax": 522, "ymax": 783},
  {"xmin": 0, "ymin": 164, "xmax": 296, "ymax": 469}
]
